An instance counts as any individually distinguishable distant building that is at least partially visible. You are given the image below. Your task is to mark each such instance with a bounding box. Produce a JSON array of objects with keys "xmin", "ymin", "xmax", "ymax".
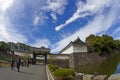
[{"xmin": 59, "ymin": 37, "xmax": 88, "ymax": 54}]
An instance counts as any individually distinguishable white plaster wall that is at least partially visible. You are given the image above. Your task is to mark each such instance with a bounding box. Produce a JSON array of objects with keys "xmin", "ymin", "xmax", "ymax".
[
  {"xmin": 14, "ymin": 51, "xmax": 25, "ymax": 56},
  {"xmin": 73, "ymin": 46, "xmax": 88, "ymax": 53},
  {"xmin": 14, "ymin": 51, "xmax": 33, "ymax": 58},
  {"xmin": 14, "ymin": 51, "xmax": 48, "ymax": 59},
  {"xmin": 61, "ymin": 46, "xmax": 73, "ymax": 54},
  {"xmin": 55, "ymin": 56, "xmax": 69, "ymax": 59}
]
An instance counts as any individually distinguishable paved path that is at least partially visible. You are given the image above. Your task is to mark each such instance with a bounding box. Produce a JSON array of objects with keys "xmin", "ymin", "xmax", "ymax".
[{"xmin": 0, "ymin": 64, "xmax": 48, "ymax": 80}]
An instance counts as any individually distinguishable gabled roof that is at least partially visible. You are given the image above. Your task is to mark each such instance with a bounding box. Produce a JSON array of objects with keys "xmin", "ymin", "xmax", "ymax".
[
  {"xmin": 59, "ymin": 37, "xmax": 86, "ymax": 54},
  {"xmin": 72, "ymin": 37, "xmax": 84, "ymax": 44}
]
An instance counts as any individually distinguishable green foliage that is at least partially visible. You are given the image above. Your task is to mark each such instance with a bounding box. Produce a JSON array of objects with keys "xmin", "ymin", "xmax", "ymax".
[
  {"xmin": 0, "ymin": 41, "xmax": 9, "ymax": 53},
  {"xmin": 8, "ymin": 42, "xmax": 18, "ymax": 50},
  {"xmin": 48, "ymin": 64, "xmax": 59, "ymax": 72},
  {"xmin": 54, "ymin": 68, "xmax": 75, "ymax": 80},
  {"xmin": 6, "ymin": 58, "xmax": 11, "ymax": 62},
  {"xmin": 19, "ymin": 43, "xmax": 27, "ymax": 50},
  {"xmin": 23, "ymin": 53, "xmax": 31, "ymax": 59},
  {"xmin": 113, "ymin": 40, "xmax": 120, "ymax": 48},
  {"xmin": 0, "ymin": 41, "xmax": 32, "ymax": 53},
  {"xmin": 86, "ymin": 34, "xmax": 120, "ymax": 55},
  {"xmin": 0, "ymin": 54, "xmax": 11, "ymax": 62}
]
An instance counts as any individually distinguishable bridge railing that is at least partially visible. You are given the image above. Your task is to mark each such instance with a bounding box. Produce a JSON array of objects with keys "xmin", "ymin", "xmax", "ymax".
[{"xmin": 0, "ymin": 60, "xmax": 10, "ymax": 67}]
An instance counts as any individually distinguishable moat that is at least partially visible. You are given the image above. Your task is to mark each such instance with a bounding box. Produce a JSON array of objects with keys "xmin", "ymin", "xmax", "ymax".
[{"xmin": 75, "ymin": 53, "xmax": 120, "ymax": 75}]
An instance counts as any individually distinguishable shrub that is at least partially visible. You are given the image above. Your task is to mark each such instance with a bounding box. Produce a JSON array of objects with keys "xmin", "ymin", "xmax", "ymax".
[
  {"xmin": 48, "ymin": 64, "xmax": 59, "ymax": 72},
  {"xmin": 6, "ymin": 58, "xmax": 11, "ymax": 62},
  {"xmin": 54, "ymin": 68, "xmax": 75, "ymax": 80}
]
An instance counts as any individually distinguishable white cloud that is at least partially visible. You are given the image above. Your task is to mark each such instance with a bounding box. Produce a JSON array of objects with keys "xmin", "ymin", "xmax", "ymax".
[
  {"xmin": 0, "ymin": 15, "xmax": 27, "ymax": 43},
  {"xmin": 42, "ymin": 0, "xmax": 67, "ymax": 21},
  {"xmin": 33, "ymin": 12, "xmax": 48, "ymax": 26},
  {"xmin": 30, "ymin": 38, "xmax": 51, "ymax": 48},
  {"xmin": 42, "ymin": 0, "xmax": 67, "ymax": 14},
  {"xmin": 0, "ymin": 0, "xmax": 14, "ymax": 12},
  {"xmin": 56, "ymin": 7, "xmax": 65, "ymax": 15},
  {"xmin": 55, "ymin": 0, "xmax": 111, "ymax": 31},
  {"xmin": 33, "ymin": 16, "xmax": 40, "ymax": 26},
  {"xmin": 0, "ymin": 0, "xmax": 27, "ymax": 43},
  {"xmin": 32, "ymin": 0, "xmax": 67, "ymax": 25},
  {"xmin": 59, "ymin": 31, "xmax": 72, "ymax": 39},
  {"xmin": 55, "ymin": 13, "xmax": 89, "ymax": 31},
  {"xmin": 111, "ymin": 27, "xmax": 120, "ymax": 36},
  {"xmin": 50, "ymin": 12, "xmax": 57, "ymax": 21},
  {"xmin": 51, "ymin": 0, "xmax": 120, "ymax": 53},
  {"xmin": 0, "ymin": 21, "xmax": 27, "ymax": 43}
]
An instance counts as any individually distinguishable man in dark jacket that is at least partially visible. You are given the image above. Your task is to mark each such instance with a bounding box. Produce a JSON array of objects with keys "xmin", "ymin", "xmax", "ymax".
[{"xmin": 16, "ymin": 57, "xmax": 21, "ymax": 72}]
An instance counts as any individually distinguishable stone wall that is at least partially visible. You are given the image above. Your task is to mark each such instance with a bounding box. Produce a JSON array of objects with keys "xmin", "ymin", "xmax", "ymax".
[
  {"xmin": 47, "ymin": 49, "xmax": 120, "ymax": 69},
  {"xmin": 69, "ymin": 49, "xmax": 120, "ymax": 69},
  {"xmin": 75, "ymin": 73, "xmax": 120, "ymax": 80},
  {"xmin": 69, "ymin": 52, "xmax": 107, "ymax": 68},
  {"xmin": 47, "ymin": 52, "xmax": 107, "ymax": 68},
  {"xmin": 48, "ymin": 59, "xmax": 69, "ymax": 68},
  {"xmin": 47, "ymin": 52, "xmax": 110, "ymax": 68},
  {"xmin": 47, "ymin": 54, "xmax": 70, "ymax": 68},
  {"xmin": 75, "ymin": 73, "xmax": 109, "ymax": 80}
]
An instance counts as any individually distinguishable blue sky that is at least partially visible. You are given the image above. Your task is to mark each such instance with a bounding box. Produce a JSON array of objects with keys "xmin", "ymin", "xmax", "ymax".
[{"xmin": 0, "ymin": 0, "xmax": 120, "ymax": 53}]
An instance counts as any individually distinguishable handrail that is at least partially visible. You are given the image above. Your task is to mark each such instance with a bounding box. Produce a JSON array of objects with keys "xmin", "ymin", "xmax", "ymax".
[{"xmin": 0, "ymin": 60, "xmax": 10, "ymax": 67}]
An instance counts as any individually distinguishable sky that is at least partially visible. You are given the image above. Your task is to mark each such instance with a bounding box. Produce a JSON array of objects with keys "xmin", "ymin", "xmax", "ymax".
[{"xmin": 0, "ymin": 0, "xmax": 120, "ymax": 54}]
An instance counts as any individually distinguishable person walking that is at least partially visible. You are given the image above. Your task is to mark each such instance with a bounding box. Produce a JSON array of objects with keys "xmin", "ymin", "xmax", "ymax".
[
  {"xmin": 27, "ymin": 59, "xmax": 30, "ymax": 67},
  {"xmin": 16, "ymin": 57, "xmax": 21, "ymax": 72},
  {"xmin": 11, "ymin": 57, "xmax": 15, "ymax": 70}
]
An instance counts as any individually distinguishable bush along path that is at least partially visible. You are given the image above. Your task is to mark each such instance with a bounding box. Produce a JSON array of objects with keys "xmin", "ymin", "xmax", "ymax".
[{"xmin": 48, "ymin": 64, "xmax": 75, "ymax": 80}]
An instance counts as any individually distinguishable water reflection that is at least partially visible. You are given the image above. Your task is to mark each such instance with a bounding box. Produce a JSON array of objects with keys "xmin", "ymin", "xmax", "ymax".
[{"xmin": 115, "ymin": 63, "xmax": 120, "ymax": 73}]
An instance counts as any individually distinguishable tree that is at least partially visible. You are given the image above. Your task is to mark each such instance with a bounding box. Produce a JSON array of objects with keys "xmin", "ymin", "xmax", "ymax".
[
  {"xmin": 99, "ymin": 35, "xmax": 114, "ymax": 55},
  {"xmin": 86, "ymin": 34, "xmax": 118, "ymax": 55},
  {"xmin": 86, "ymin": 34, "xmax": 96, "ymax": 52},
  {"xmin": 0, "ymin": 41, "xmax": 9, "ymax": 53},
  {"xmin": 8, "ymin": 42, "xmax": 18, "ymax": 50}
]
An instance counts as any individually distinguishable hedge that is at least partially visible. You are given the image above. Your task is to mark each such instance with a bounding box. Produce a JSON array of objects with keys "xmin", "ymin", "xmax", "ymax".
[
  {"xmin": 54, "ymin": 68, "xmax": 75, "ymax": 80},
  {"xmin": 48, "ymin": 64, "xmax": 59, "ymax": 72}
]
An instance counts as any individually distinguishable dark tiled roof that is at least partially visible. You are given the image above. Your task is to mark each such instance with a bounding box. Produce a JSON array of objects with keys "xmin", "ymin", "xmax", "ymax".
[
  {"xmin": 73, "ymin": 37, "xmax": 84, "ymax": 44},
  {"xmin": 59, "ymin": 37, "xmax": 87, "ymax": 54}
]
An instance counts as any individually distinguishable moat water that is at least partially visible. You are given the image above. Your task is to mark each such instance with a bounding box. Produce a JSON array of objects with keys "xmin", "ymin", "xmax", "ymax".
[{"xmin": 75, "ymin": 53, "xmax": 120, "ymax": 75}]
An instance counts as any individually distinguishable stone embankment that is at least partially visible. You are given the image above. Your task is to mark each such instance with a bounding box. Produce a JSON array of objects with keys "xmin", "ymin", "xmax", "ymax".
[{"xmin": 75, "ymin": 73, "xmax": 120, "ymax": 80}]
